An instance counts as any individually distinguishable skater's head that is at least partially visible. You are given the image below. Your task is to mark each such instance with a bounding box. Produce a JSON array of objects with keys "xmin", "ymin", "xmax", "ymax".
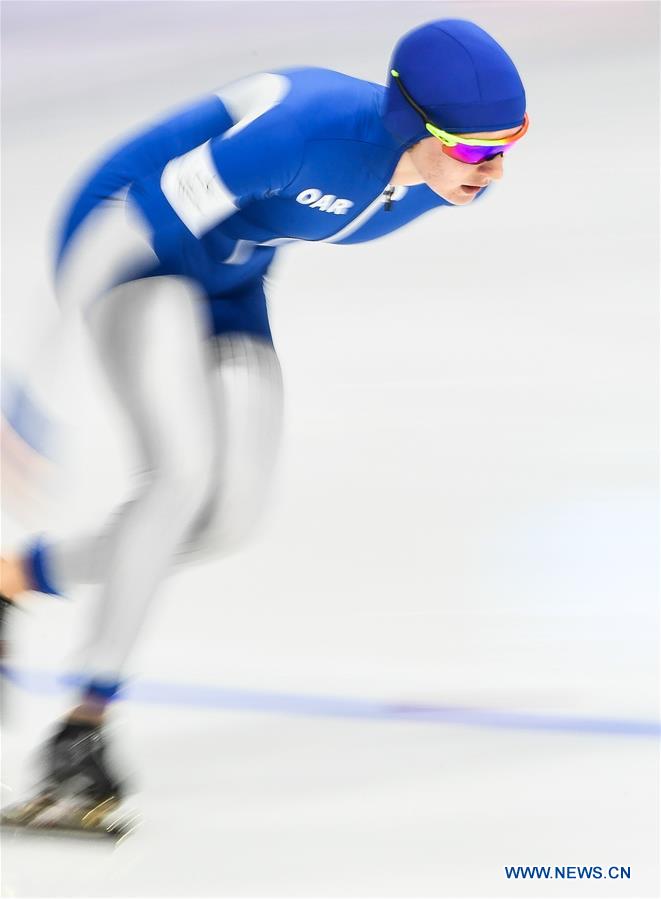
[{"xmin": 383, "ymin": 19, "xmax": 528, "ymax": 205}]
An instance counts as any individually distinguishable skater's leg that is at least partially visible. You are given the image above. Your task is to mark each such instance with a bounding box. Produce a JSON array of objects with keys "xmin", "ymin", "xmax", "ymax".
[
  {"xmin": 0, "ymin": 198, "xmax": 160, "ymax": 599},
  {"xmin": 2, "ymin": 275, "xmax": 219, "ymax": 720},
  {"xmin": 0, "ymin": 334, "xmax": 283, "ymax": 601},
  {"xmin": 1, "ymin": 332, "xmax": 284, "ymax": 660},
  {"xmin": 179, "ymin": 332, "xmax": 284, "ymax": 563},
  {"xmin": 0, "ymin": 334, "xmax": 283, "ymax": 608},
  {"xmin": 2, "ymin": 274, "xmax": 219, "ymax": 814},
  {"xmin": 71, "ymin": 276, "xmax": 219, "ymax": 702}
]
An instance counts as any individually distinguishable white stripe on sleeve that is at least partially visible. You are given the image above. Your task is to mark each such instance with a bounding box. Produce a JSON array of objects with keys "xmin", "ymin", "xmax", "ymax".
[
  {"xmin": 215, "ymin": 73, "xmax": 290, "ymax": 138},
  {"xmin": 160, "ymin": 141, "xmax": 238, "ymax": 238}
]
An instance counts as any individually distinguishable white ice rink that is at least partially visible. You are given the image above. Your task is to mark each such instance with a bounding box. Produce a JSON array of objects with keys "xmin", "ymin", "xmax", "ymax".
[{"xmin": 1, "ymin": 2, "xmax": 659, "ymax": 897}]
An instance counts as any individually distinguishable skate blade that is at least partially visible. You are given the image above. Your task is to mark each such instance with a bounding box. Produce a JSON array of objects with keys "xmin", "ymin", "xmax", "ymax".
[
  {"xmin": 0, "ymin": 792, "xmax": 57, "ymax": 826},
  {"xmin": 1, "ymin": 795, "xmax": 138, "ymax": 841}
]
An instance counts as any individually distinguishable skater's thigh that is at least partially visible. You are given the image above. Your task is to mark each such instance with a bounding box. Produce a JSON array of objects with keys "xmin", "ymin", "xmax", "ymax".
[
  {"xmin": 86, "ymin": 276, "xmax": 217, "ymax": 476},
  {"xmin": 56, "ymin": 197, "xmax": 158, "ymax": 317},
  {"xmin": 181, "ymin": 333, "xmax": 284, "ymax": 561}
]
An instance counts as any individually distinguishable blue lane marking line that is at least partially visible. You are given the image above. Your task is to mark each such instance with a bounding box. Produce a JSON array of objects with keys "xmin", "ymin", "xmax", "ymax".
[{"xmin": 2, "ymin": 666, "xmax": 659, "ymax": 738}]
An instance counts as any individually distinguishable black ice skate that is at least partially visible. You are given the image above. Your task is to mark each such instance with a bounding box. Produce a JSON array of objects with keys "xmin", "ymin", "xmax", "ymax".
[
  {"xmin": 0, "ymin": 593, "xmax": 14, "ymax": 722},
  {"xmin": 1, "ymin": 721, "xmax": 136, "ymax": 840},
  {"xmin": 0, "ymin": 593, "xmax": 12, "ymax": 662}
]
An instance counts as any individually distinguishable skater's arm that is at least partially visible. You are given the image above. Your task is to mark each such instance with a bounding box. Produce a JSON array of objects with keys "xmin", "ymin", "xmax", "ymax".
[
  {"xmin": 58, "ymin": 72, "xmax": 304, "ymax": 249},
  {"xmin": 160, "ymin": 95, "xmax": 304, "ymax": 237},
  {"xmin": 159, "ymin": 102, "xmax": 305, "ymax": 238},
  {"xmin": 56, "ymin": 94, "xmax": 234, "ymax": 259}
]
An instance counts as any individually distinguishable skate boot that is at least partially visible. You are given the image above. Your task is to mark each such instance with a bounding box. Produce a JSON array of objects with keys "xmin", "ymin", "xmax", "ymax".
[
  {"xmin": 0, "ymin": 593, "xmax": 12, "ymax": 661},
  {"xmin": 1, "ymin": 720, "xmax": 134, "ymax": 839},
  {"xmin": 0, "ymin": 594, "xmax": 14, "ymax": 721}
]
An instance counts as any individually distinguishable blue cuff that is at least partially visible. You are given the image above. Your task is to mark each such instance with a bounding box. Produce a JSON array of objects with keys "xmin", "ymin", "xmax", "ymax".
[
  {"xmin": 26, "ymin": 538, "xmax": 62, "ymax": 596},
  {"xmin": 83, "ymin": 679, "xmax": 122, "ymax": 703}
]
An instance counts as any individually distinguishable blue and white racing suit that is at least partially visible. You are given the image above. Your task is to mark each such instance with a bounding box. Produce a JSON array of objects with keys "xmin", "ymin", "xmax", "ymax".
[
  {"xmin": 56, "ymin": 67, "xmax": 481, "ymax": 337},
  {"xmin": 31, "ymin": 68, "xmax": 488, "ymax": 696}
]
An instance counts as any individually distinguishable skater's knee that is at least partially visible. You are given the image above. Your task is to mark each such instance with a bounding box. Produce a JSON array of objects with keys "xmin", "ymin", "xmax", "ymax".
[{"xmin": 146, "ymin": 448, "xmax": 217, "ymax": 520}]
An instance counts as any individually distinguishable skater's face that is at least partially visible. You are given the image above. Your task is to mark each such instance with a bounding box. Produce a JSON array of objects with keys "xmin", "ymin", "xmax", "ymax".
[{"xmin": 407, "ymin": 126, "xmax": 521, "ymax": 205}]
